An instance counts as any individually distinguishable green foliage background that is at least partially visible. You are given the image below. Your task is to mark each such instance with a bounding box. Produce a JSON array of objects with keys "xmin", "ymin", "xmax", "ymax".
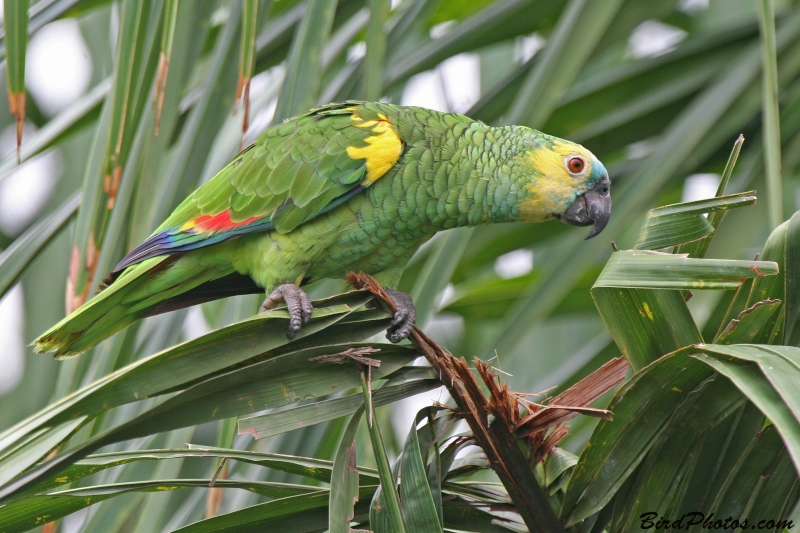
[{"xmin": 1, "ymin": 0, "xmax": 800, "ymax": 531}]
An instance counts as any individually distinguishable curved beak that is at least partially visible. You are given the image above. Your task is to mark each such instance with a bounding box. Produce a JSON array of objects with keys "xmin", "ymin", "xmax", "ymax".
[{"xmin": 557, "ymin": 175, "xmax": 611, "ymax": 239}]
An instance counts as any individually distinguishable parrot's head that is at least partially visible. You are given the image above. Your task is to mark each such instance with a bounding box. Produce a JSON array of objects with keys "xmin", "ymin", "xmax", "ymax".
[{"xmin": 517, "ymin": 134, "xmax": 611, "ymax": 239}]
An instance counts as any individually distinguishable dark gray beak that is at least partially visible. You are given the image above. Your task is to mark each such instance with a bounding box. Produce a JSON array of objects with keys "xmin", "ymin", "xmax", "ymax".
[{"xmin": 557, "ymin": 175, "xmax": 611, "ymax": 239}]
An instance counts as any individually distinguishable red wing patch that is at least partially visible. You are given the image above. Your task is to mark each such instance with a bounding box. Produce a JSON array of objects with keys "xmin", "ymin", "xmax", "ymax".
[{"xmin": 182, "ymin": 210, "xmax": 263, "ymax": 234}]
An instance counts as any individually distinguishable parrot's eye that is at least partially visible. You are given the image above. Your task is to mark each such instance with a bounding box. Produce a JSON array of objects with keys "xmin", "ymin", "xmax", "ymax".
[{"xmin": 566, "ymin": 156, "xmax": 585, "ymax": 174}]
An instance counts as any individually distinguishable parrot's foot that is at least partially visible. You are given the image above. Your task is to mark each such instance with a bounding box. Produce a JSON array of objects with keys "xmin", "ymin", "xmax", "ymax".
[
  {"xmin": 384, "ymin": 288, "xmax": 416, "ymax": 343},
  {"xmin": 260, "ymin": 284, "xmax": 313, "ymax": 340}
]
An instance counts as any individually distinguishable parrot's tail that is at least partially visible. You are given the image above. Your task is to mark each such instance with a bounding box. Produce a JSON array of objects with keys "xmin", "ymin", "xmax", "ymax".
[{"xmin": 33, "ymin": 254, "xmax": 260, "ymax": 358}]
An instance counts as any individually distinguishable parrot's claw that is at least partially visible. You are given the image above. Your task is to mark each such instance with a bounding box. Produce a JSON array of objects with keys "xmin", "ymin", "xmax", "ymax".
[
  {"xmin": 260, "ymin": 284, "xmax": 313, "ymax": 340},
  {"xmin": 384, "ymin": 288, "xmax": 416, "ymax": 343}
]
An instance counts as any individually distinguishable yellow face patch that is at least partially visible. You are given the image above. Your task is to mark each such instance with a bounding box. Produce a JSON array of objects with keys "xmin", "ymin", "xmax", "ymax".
[
  {"xmin": 346, "ymin": 111, "xmax": 403, "ymax": 184},
  {"xmin": 525, "ymin": 140, "xmax": 594, "ymax": 183},
  {"xmin": 516, "ymin": 140, "xmax": 594, "ymax": 223}
]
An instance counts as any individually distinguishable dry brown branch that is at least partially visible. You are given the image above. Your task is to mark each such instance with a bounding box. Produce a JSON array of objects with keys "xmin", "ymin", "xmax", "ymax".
[
  {"xmin": 346, "ymin": 271, "xmax": 629, "ymax": 533},
  {"xmin": 347, "ymin": 272, "xmax": 554, "ymax": 530},
  {"xmin": 516, "ymin": 357, "xmax": 628, "ymax": 438}
]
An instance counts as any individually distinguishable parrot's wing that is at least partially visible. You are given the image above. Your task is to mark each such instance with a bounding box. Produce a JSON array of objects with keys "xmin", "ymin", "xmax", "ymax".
[{"xmin": 113, "ymin": 102, "xmax": 403, "ymax": 274}]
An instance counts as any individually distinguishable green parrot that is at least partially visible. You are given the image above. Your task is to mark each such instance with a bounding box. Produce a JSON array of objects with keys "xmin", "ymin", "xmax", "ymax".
[{"xmin": 34, "ymin": 101, "xmax": 611, "ymax": 358}]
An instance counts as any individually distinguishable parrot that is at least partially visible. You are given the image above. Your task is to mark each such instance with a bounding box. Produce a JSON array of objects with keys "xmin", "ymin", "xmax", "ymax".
[{"xmin": 33, "ymin": 101, "xmax": 611, "ymax": 358}]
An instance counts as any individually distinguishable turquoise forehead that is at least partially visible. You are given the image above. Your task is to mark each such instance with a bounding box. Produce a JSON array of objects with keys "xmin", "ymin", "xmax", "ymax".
[{"xmin": 587, "ymin": 154, "xmax": 607, "ymax": 185}]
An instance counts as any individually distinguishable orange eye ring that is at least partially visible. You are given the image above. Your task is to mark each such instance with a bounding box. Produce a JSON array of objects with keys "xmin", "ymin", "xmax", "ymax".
[{"xmin": 567, "ymin": 156, "xmax": 585, "ymax": 174}]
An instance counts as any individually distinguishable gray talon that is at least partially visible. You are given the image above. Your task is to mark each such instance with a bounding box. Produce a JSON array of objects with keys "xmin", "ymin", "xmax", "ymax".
[
  {"xmin": 384, "ymin": 288, "xmax": 416, "ymax": 343},
  {"xmin": 260, "ymin": 284, "xmax": 313, "ymax": 340}
]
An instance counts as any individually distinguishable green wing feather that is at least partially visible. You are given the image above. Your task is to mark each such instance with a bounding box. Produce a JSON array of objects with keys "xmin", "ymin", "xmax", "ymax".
[{"xmin": 114, "ymin": 102, "xmax": 403, "ymax": 273}]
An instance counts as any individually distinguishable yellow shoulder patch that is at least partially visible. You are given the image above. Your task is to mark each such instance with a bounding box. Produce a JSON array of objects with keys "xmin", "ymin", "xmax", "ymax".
[{"xmin": 346, "ymin": 110, "xmax": 403, "ymax": 184}]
